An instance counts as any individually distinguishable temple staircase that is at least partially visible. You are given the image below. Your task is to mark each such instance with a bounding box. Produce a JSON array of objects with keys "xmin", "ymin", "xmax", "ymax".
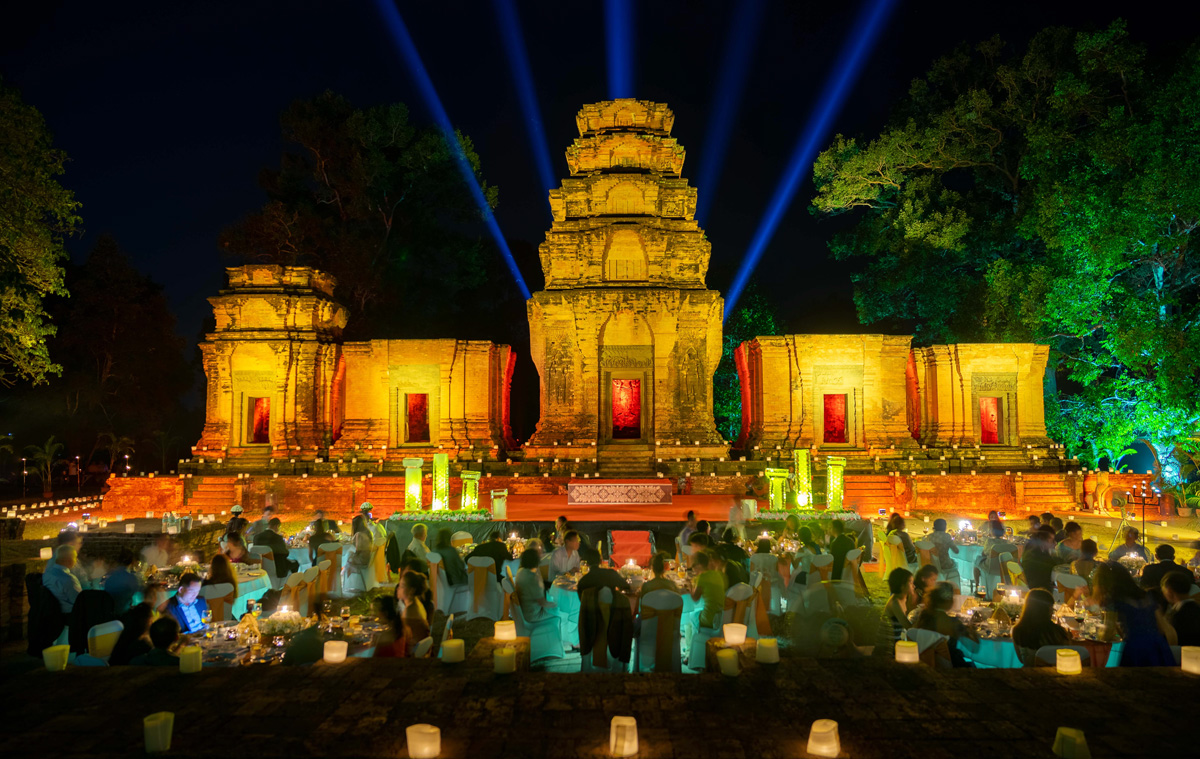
[
  {"xmin": 1021, "ymin": 473, "xmax": 1080, "ymax": 513},
  {"xmin": 597, "ymin": 445, "xmax": 655, "ymax": 479},
  {"xmin": 362, "ymin": 477, "xmax": 408, "ymax": 514},
  {"xmin": 186, "ymin": 476, "xmax": 238, "ymax": 512},
  {"xmin": 843, "ymin": 475, "xmax": 895, "ymax": 515}
]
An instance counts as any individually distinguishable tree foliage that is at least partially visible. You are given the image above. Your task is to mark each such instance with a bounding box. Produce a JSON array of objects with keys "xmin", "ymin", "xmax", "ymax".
[
  {"xmin": 811, "ymin": 22, "xmax": 1200, "ymax": 476},
  {"xmin": 220, "ymin": 91, "xmax": 505, "ymax": 339},
  {"xmin": 714, "ymin": 283, "xmax": 780, "ymax": 442},
  {"xmin": 0, "ymin": 79, "xmax": 81, "ymax": 386}
]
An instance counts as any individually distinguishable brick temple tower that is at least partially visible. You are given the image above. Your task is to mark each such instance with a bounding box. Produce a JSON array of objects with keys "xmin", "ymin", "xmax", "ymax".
[{"xmin": 525, "ymin": 100, "xmax": 727, "ymax": 475}]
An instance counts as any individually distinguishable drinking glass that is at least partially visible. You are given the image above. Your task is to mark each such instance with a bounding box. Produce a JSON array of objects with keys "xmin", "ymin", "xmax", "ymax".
[
  {"xmin": 246, "ymin": 598, "xmax": 257, "ymax": 616},
  {"xmin": 340, "ymin": 606, "xmax": 350, "ymax": 624}
]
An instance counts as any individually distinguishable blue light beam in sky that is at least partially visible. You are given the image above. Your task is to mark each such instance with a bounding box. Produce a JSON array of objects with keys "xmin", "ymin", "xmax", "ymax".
[
  {"xmin": 493, "ymin": 0, "xmax": 556, "ymax": 198},
  {"xmin": 724, "ymin": 0, "xmax": 897, "ymax": 318},
  {"xmin": 606, "ymin": 0, "xmax": 634, "ymax": 99},
  {"xmin": 694, "ymin": 0, "xmax": 767, "ymax": 225},
  {"xmin": 373, "ymin": 0, "xmax": 531, "ymax": 300}
]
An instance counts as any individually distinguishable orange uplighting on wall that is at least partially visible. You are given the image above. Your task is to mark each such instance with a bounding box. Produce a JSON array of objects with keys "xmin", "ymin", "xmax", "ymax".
[{"xmin": 612, "ymin": 379, "xmax": 641, "ymax": 439}]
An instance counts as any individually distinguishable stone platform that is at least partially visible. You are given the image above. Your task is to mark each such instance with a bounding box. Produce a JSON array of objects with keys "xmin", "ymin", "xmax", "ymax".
[{"xmin": 0, "ymin": 656, "xmax": 1192, "ymax": 758}]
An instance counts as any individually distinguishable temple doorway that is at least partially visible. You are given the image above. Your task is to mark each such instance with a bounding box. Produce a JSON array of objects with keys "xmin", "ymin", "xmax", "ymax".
[
  {"xmin": 611, "ymin": 378, "xmax": 642, "ymax": 439},
  {"xmin": 406, "ymin": 393, "xmax": 430, "ymax": 443},
  {"xmin": 249, "ymin": 397, "xmax": 270, "ymax": 444},
  {"xmin": 979, "ymin": 396, "xmax": 1002, "ymax": 444},
  {"xmin": 823, "ymin": 393, "xmax": 847, "ymax": 443}
]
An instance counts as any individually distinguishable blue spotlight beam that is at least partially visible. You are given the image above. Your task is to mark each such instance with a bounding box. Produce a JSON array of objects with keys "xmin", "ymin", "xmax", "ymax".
[
  {"xmin": 724, "ymin": 0, "xmax": 897, "ymax": 318},
  {"xmin": 606, "ymin": 0, "xmax": 634, "ymax": 99},
  {"xmin": 493, "ymin": 0, "xmax": 556, "ymax": 198},
  {"xmin": 373, "ymin": 0, "xmax": 531, "ymax": 301},
  {"xmin": 694, "ymin": 0, "xmax": 767, "ymax": 225}
]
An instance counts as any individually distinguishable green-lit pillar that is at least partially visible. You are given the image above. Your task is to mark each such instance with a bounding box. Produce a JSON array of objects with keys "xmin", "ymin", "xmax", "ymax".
[
  {"xmin": 765, "ymin": 467, "xmax": 789, "ymax": 511},
  {"xmin": 460, "ymin": 470, "xmax": 481, "ymax": 511},
  {"xmin": 826, "ymin": 456, "xmax": 847, "ymax": 511},
  {"xmin": 491, "ymin": 488, "xmax": 508, "ymax": 520},
  {"xmin": 432, "ymin": 453, "xmax": 449, "ymax": 511},
  {"xmin": 793, "ymin": 449, "xmax": 813, "ymax": 508},
  {"xmin": 403, "ymin": 457, "xmax": 424, "ymax": 511}
]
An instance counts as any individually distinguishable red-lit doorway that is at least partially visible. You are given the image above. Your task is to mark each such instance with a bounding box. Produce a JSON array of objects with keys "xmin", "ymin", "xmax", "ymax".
[
  {"xmin": 823, "ymin": 393, "xmax": 847, "ymax": 443},
  {"xmin": 979, "ymin": 397, "xmax": 1001, "ymax": 444},
  {"xmin": 250, "ymin": 397, "xmax": 270, "ymax": 444},
  {"xmin": 611, "ymin": 379, "xmax": 641, "ymax": 439},
  {"xmin": 406, "ymin": 393, "xmax": 430, "ymax": 443}
]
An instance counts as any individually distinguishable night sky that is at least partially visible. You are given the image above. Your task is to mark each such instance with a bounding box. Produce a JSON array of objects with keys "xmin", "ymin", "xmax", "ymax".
[{"xmin": 3, "ymin": 0, "xmax": 1196, "ymax": 439}]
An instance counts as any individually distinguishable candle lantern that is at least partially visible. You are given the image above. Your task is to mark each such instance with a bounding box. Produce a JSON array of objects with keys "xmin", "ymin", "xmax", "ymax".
[
  {"xmin": 806, "ymin": 719, "xmax": 841, "ymax": 758},
  {"xmin": 723, "ymin": 623, "xmax": 747, "ymax": 646},
  {"xmin": 717, "ymin": 648, "xmax": 739, "ymax": 676},
  {"xmin": 179, "ymin": 646, "xmax": 203, "ymax": 674},
  {"xmin": 405, "ymin": 724, "xmax": 441, "ymax": 759},
  {"xmin": 756, "ymin": 637, "xmax": 780, "ymax": 664},
  {"xmin": 494, "ymin": 620, "xmax": 516, "ymax": 641},
  {"xmin": 441, "ymin": 639, "xmax": 465, "ymax": 663},
  {"xmin": 144, "ymin": 712, "xmax": 175, "ymax": 754},
  {"xmin": 895, "ymin": 640, "xmax": 919, "ymax": 663},
  {"xmin": 1056, "ymin": 649, "xmax": 1082, "ymax": 675},
  {"xmin": 323, "ymin": 640, "xmax": 348, "ymax": 664},
  {"xmin": 1182, "ymin": 646, "xmax": 1200, "ymax": 675},
  {"xmin": 493, "ymin": 646, "xmax": 517, "ymax": 674},
  {"xmin": 609, "ymin": 716, "xmax": 638, "ymax": 757}
]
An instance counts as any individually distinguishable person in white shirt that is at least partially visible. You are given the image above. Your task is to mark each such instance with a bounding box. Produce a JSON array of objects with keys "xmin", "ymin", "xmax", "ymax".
[
  {"xmin": 548, "ymin": 530, "xmax": 581, "ymax": 580},
  {"xmin": 141, "ymin": 536, "xmax": 170, "ymax": 569},
  {"xmin": 361, "ymin": 502, "xmax": 386, "ymax": 540},
  {"xmin": 407, "ymin": 524, "xmax": 429, "ymax": 561},
  {"xmin": 1108, "ymin": 527, "xmax": 1148, "ymax": 562},
  {"xmin": 515, "ymin": 549, "xmax": 557, "ymax": 622},
  {"xmin": 43, "ymin": 546, "xmax": 82, "ymax": 614},
  {"xmin": 244, "ymin": 506, "xmax": 274, "ymax": 542}
]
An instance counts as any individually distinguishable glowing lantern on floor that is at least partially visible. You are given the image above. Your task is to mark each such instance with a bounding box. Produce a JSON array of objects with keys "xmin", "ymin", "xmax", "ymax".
[
  {"xmin": 1051, "ymin": 727, "xmax": 1089, "ymax": 758},
  {"xmin": 432, "ymin": 453, "xmax": 449, "ymax": 511},
  {"xmin": 609, "ymin": 716, "xmax": 638, "ymax": 757},
  {"xmin": 494, "ymin": 620, "xmax": 516, "ymax": 641},
  {"xmin": 405, "ymin": 724, "xmax": 440, "ymax": 759},
  {"xmin": 323, "ymin": 641, "xmax": 348, "ymax": 664},
  {"xmin": 895, "ymin": 640, "xmax": 919, "ymax": 663},
  {"xmin": 723, "ymin": 623, "xmax": 747, "ymax": 646},
  {"xmin": 1056, "ymin": 649, "xmax": 1082, "ymax": 675},
  {"xmin": 1182, "ymin": 646, "xmax": 1200, "ymax": 675},
  {"xmin": 756, "ymin": 638, "xmax": 779, "ymax": 663},
  {"xmin": 403, "ymin": 458, "xmax": 424, "ymax": 511},
  {"xmin": 144, "ymin": 712, "xmax": 174, "ymax": 754},
  {"xmin": 806, "ymin": 719, "xmax": 841, "ymax": 758}
]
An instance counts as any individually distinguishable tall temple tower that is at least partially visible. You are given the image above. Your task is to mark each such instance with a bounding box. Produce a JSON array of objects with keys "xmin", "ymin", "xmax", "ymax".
[{"xmin": 526, "ymin": 100, "xmax": 727, "ymax": 474}]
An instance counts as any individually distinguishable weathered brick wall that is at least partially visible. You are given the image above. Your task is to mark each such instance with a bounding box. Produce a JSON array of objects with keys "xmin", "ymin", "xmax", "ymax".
[{"xmin": 102, "ymin": 477, "xmax": 185, "ymax": 515}]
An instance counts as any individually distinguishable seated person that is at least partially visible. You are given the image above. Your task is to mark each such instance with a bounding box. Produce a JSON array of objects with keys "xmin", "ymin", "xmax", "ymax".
[
  {"xmin": 688, "ymin": 551, "xmax": 727, "ymax": 631},
  {"xmin": 309, "ymin": 510, "xmax": 341, "ymax": 535},
  {"xmin": 202, "ymin": 553, "xmax": 239, "ymax": 596},
  {"xmin": 577, "ymin": 532, "xmax": 602, "ymax": 568},
  {"xmin": 885, "ymin": 518, "xmax": 916, "ymax": 565},
  {"xmin": 223, "ymin": 533, "xmax": 261, "ymax": 566},
  {"xmin": 875, "ymin": 568, "xmax": 913, "ymax": 657},
  {"xmin": 686, "ymin": 532, "xmax": 711, "ymax": 567},
  {"xmin": 693, "ymin": 520, "xmax": 713, "ymax": 545},
  {"xmin": 1055, "ymin": 521, "xmax": 1084, "ymax": 563},
  {"xmin": 713, "ymin": 551, "xmax": 748, "ymax": 588},
  {"xmin": 1010, "ymin": 588, "xmax": 1072, "ymax": 666},
  {"xmin": 1108, "ymin": 527, "xmax": 1148, "ymax": 562},
  {"xmin": 829, "ymin": 520, "xmax": 857, "ymax": 581},
  {"xmin": 43, "ymin": 545, "xmax": 82, "ymax": 614},
  {"xmin": 780, "ymin": 514, "xmax": 802, "ymax": 541},
  {"xmin": 641, "ymin": 552, "xmax": 680, "ymax": 595},
  {"xmin": 104, "ymin": 548, "xmax": 143, "ymax": 615},
  {"xmin": 715, "ymin": 528, "xmax": 750, "ymax": 571},
  {"xmin": 914, "ymin": 582, "xmax": 978, "ymax": 668},
  {"xmin": 252, "ymin": 517, "xmax": 300, "ymax": 577},
  {"xmin": 1049, "ymin": 517, "xmax": 1065, "ymax": 544},
  {"xmin": 912, "ymin": 564, "xmax": 940, "ymax": 613},
  {"xmin": 406, "ymin": 523, "xmax": 430, "ymax": 562},
  {"xmin": 396, "ymin": 570, "xmax": 431, "ymax": 647},
  {"xmin": 515, "ymin": 548, "xmax": 557, "ymax": 623},
  {"xmin": 818, "ymin": 618, "xmax": 864, "ymax": 659},
  {"xmin": 548, "ymin": 530, "xmax": 582, "ymax": 580},
  {"xmin": 1140, "ymin": 545, "xmax": 1193, "ymax": 590},
  {"xmin": 466, "ymin": 531, "xmax": 511, "ymax": 583},
  {"xmin": 1162, "ymin": 571, "xmax": 1200, "ymax": 646},
  {"xmin": 1021, "ymin": 526, "xmax": 1059, "ymax": 591},
  {"xmin": 576, "ymin": 558, "xmax": 632, "ymax": 597},
  {"xmin": 109, "ymin": 603, "xmax": 155, "ymax": 665},
  {"xmin": 164, "ymin": 573, "xmax": 209, "ymax": 635},
  {"xmin": 143, "ymin": 581, "xmax": 169, "ymax": 614},
  {"xmin": 130, "ymin": 617, "xmax": 182, "ymax": 666},
  {"xmin": 141, "ymin": 536, "xmax": 170, "ymax": 569},
  {"xmin": 554, "ymin": 515, "xmax": 569, "ymax": 547},
  {"xmin": 371, "ymin": 595, "xmax": 409, "ymax": 658},
  {"xmin": 433, "ymin": 528, "xmax": 468, "ymax": 586},
  {"xmin": 1071, "ymin": 539, "xmax": 1099, "ymax": 584}
]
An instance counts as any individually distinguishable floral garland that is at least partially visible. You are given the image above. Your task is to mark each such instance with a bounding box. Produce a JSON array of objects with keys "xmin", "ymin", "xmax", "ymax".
[
  {"xmin": 388, "ymin": 509, "xmax": 493, "ymax": 523},
  {"xmin": 758, "ymin": 509, "xmax": 861, "ymax": 522}
]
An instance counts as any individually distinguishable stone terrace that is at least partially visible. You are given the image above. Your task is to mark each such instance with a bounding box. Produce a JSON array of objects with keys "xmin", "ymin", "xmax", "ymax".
[{"xmin": 0, "ymin": 656, "xmax": 1192, "ymax": 758}]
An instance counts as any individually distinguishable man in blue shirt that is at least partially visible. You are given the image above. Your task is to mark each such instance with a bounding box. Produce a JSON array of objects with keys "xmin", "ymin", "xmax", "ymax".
[
  {"xmin": 164, "ymin": 573, "xmax": 209, "ymax": 634},
  {"xmin": 104, "ymin": 548, "xmax": 143, "ymax": 614},
  {"xmin": 43, "ymin": 545, "xmax": 82, "ymax": 614}
]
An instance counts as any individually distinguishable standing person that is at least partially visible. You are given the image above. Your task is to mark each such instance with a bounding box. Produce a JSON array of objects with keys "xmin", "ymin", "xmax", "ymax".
[
  {"xmin": 347, "ymin": 514, "xmax": 374, "ymax": 579},
  {"xmin": 678, "ymin": 511, "xmax": 698, "ymax": 546},
  {"xmin": 927, "ymin": 518, "xmax": 961, "ymax": 593},
  {"xmin": 1020, "ymin": 526, "xmax": 1059, "ymax": 592},
  {"xmin": 141, "ymin": 536, "xmax": 171, "ymax": 569},
  {"xmin": 245, "ymin": 506, "xmax": 274, "ymax": 542},
  {"xmin": 163, "ymin": 573, "xmax": 209, "ymax": 635},
  {"xmin": 548, "ymin": 530, "xmax": 582, "ymax": 581},
  {"xmin": 828, "ymin": 520, "xmax": 857, "ymax": 581},
  {"xmin": 360, "ymin": 502, "xmax": 386, "ymax": 541},
  {"xmin": 309, "ymin": 509, "xmax": 341, "ymax": 535},
  {"xmin": 1010, "ymin": 588, "xmax": 1072, "ymax": 666},
  {"xmin": 226, "ymin": 504, "xmax": 249, "ymax": 537},
  {"xmin": 252, "ymin": 517, "xmax": 300, "ymax": 577},
  {"xmin": 554, "ymin": 516, "xmax": 569, "ymax": 547},
  {"xmin": 1092, "ymin": 562, "xmax": 1175, "ymax": 666},
  {"xmin": 104, "ymin": 548, "xmax": 143, "ymax": 615}
]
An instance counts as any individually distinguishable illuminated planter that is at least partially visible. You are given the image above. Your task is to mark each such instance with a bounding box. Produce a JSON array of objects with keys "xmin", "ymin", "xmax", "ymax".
[
  {"xmin": 144, "ymin": 712, "xmax": 174, "ymax": 754},
  {"xmin": 717, "ymin": 648, "xmax": 739, "ymax": 676},
  {"xmin": 432, "ymin": 453, "xmax": 449, "ymax": 511},
  {"xmin": 1056, "ymin": 649, "xmax": 1082, "ymax": 675},
  {"xmin": 793, "ymin": 449, "xmax": 813, "ymax": 507},
  {"xmin": 405, "ymin": 724, "xmax": 441, "ymax": 759},
  {"xmin": 825, "ymin": 456, "xmax": 847, "ymax": 511},
  {"xmin": 403, "ymin": 458, "xmax": 424, "ymax": 511},
  {"xmin": 493, "ymin": 646, "xmax": 516, "ymax": 674},
  {"xmin": 723, "ymin": 623, "xmax": 747, "ymax": 646},
  {"xmin": 895, "ymin": 640, "xmax": 919, "ymax": 663},
  {"xmin": 1182, "ymin": 646, "xmax": 1200, "ymax": 675},
  {"xmin": 609, "ymin": 716, "xmax": 638, "ymax": 757},
  {"xmin": 460, "ymin": 470, "xmax": 481, "ymax": 511},
  {"xmin": 806, "ymin": 719, "xmax": 840, "ymax": 758},
  {"xmin": 441, "ymin": 639, "xmax": 465, "ymax": 663},
  {"xmin": 494, "ymin": 620, "xmax": 516, "ymax": 641},
  {"xmin": 764, "ymin": 467, "xmax": 789, "ymax": 511},
  {"xmin": 756, "ymin": 637, "xmax": 780, "ymax": 664},
  {"xmin": 323, "ymin": 640, "xmax": 348, "ymax": 664},
  {"xmin": 179, "ymin": 645, "xmax": 202, "ymax": 674}
]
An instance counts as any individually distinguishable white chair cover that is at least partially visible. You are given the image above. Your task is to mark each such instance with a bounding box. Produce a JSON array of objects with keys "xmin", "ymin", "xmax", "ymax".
[
  {"xmin": 318, "ymin": 543, "xmax": 344, "ymax": 598},
  {"xmin": 73, "ymin": 654, "xmax": 109, "ymax": 666},
  {"xmin": 905, "ymin": 627, "xmax": 949, "ymax": 654},
  {"xmin": 412, "ymin": 636, "xmax": 434, "ymax": 659},
  {"xmin": 580, "ymin": 586, "xmax": 625, "ymax": 673},
  {"xmin": 798, "ymin": 581, "xmax": 861, "ymax": 616},
  {"xmin": 200, "ymin": 582, "xmax": 236, "ymax": 622},
  {"xmin": 636, "ymin": 590, "xmax": 682, "ymax": 673},
  {"xmin": 450, "ymin": 531, "xmax": 474, "ymax": 547},
  {"xmin": 723, "ymin": 582, "xmax": 754, "ymax": 627},
  {"xmin": 505, "ymin": 577, "xmax": 564, "ymax": 662},
  {"xmin": 87, "ymin": 620, "xmax": 124, "ymax": 660},
  {"xmin": 427, "ymin": 552, "xmax": 469, "ymax": 616},
  {"xmin": 465, "ymin": 557, "xmax": 504, "ymax": 621},
  {"xmin": 749, "ymin": 553, "xmax": 783, "ymax": 615},
  {"xmin": 283, "ymin": 572, "xmax": 310, "ymax": 617},
  {"xmin": 251, "ymin": 546, "xmax": 285, "ymax": 591},
  {"xmin": 436, "ymin": 613, "xmax": 455, "ymax": 660},
  {"xmin": 807, "ymin": 553, "xmax": 835, "ymax": 587},
  {"xmin": 1033, "ymin": 644, "xmax": 1091, "ymax": 667}
]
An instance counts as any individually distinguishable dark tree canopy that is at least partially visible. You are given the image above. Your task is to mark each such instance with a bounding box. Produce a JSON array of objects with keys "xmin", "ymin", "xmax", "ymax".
[
  {"xmin": 714, "ymin": 283, "xmax": 780, "ymax": 443},
  {"xmin": 0, "ymin": 78, "xmax": 81, "ymax": 386},
  {"xmin": 811, "ymin": 21, "xmax": 1200, "ymax": 476},
  {"xmin": 220, "ymin": 91, "xmax": 509, "ymax": 340}
]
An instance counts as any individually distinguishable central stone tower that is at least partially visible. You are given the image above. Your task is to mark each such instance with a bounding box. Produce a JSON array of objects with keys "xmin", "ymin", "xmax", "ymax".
[{"xmin": 526, "ymin": 100, "xmax": 726, "ymax": 474}]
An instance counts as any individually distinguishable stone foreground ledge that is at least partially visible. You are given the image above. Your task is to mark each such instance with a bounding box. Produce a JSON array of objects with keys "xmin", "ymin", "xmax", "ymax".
[{"xmin": 0, "ymin": 657, "xmax": 1193, "ymax": 758}]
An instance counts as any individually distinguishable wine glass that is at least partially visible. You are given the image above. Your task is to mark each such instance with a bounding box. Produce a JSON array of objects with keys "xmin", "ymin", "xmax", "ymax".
[{"xmin": 340, "ymin": 606, "xmax": 351, "ymax": 624}]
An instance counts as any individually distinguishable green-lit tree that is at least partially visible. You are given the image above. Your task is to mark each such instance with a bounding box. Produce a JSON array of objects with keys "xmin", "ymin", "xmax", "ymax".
[
  {"xmin": 0, "ymin": 79, "xmax": 81, "ymax": 386},
  {"xmin": 714, "ymin": 284, "xmax": 780, "ymax": 443},
  {"xmin": 811, "ymin": 22, "xmax": 1200, "ymax": 479}
]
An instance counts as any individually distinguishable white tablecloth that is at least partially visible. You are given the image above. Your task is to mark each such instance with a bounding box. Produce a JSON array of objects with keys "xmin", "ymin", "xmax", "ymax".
[{"xmin": 959, "ymin": 637, "xmax": 1123, "ymax": 668}]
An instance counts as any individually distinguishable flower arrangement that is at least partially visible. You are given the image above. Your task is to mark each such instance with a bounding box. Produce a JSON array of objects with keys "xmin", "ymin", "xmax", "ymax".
[
  {"xmin": 257, "ymin": 611, "xmax": 310, "ymax": 637},
  {"xmin": 1117, "ymin": 554, "xmax": 1147, "ymax": 576},
  {"xmin": 388, "ymin": 509, "xmax": 492, "ymax": 523},
  {"xmin": 758, "ymin": 509, "xmax": 860, "ymax": 522}
]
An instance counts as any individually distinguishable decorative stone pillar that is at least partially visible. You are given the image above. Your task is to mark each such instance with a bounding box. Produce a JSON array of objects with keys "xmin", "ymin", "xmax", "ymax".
[
  {"xmin": 826, "ymin": 456, "xmax": 847, "ymax": 511},
  {"xmin": 793, "ymin": 449, "xmax": 813, "ymax": 507},
  {"xmin": 490, "ymin": 489, "xmax": 508, "ymax": 520},
  {"xmin": 403, "ymin": 457, "xmax": 424, "ymax": 511},
  {"xmin": 431, "ymin": 453, "xmax": 449, "ymax": 511},
  {"xmin": 460, "ymin": 470, "xmax": 481, "ymax": 510},
  {"xmin": 765, "ymin": 468, "xmax": 789, "ymax": 511}
]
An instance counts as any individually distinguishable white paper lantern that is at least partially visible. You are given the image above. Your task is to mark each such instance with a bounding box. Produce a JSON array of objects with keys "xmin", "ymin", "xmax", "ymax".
[
  {"xmin": 405, "ymin": 724, "xmax": 440, "ymax": 759},
  {"xmin": 1182, "ymin": 646, "xmax": 1200, "ymax": 675},
  {"xmin": 895, "ymin": 640, "xmax": 919, "ymax": 663},
  {"xmin": 806, "ymin": 719, "xmax": 841, "ymax": 758},
  {"xmin": 723, "ymin": 623, "xmax": 747, "ymax": 646},
  {"xmin": 1056, "ymin": 649, "xmax": 1082, "ymax": 675},
  {"xmin": 494, "ymin": 620, "xmax": 516, "ymax": 641},
  {"xmin": 323, "ymin": 640, "xmax": 348, "ymax": 663},
  {"xmin": 609, "ymin": 716, "xmax": 638, "ymax": 757}
]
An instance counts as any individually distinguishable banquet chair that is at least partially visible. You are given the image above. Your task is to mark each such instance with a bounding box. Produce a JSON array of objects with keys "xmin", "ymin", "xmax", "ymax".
[
  {"xmin": 842, "ymin": 548, "xmax": 870, "ymax": 598},
  {"xmin": 1170, "ymin": 645, "xmax": 1183, "ymax": 665},
  {"xmin": 747, "ymin": 572, "xmax": 772, "ymax": 637},
  {"xmin": 315, "ymin": 560, "xmax": 333, "ymax": 602},
  {"xmin": 749, "ymin": 553, "xmax": 783, "ymax": 615},
  {"xmin": 538, "ymin": 554, "xmax": 552, "ymax": 583},
  {"xmin": 412, "ymin": 637, "xmax": 434, "ymax": 659},
  {"xmin": 799, "ymin": 581, "xmax": 862, "ymax": 616},
  {"xmin": 634, "ymin": 590, "xmax": 682, "ymax": 673},
  {"xmin": 997, "ymin": 552, "xmax": 1015, "ymax": 585},
  {"xmin": 504, "ymin": 578, "xmax": 564, "ymax": 662},
  {"xmin": 1055, "ymin": 573, "xmax": 1088, "ymax": 605},
  {"xmin": 807, "ymin": 554, "xmax": 835, "ymax": 587},
  {"xmin": 914, "ymin": 540, "xmax": 935, "ymax": 569},
  {"xmin": 783, "ymin": 566, "xmax": 809, "ymax": 613},
  {"xmin": 282, "ymin": 573, "xmax": 306, "ymax": 616},
  {"xmin": 436, "ymin": 614, "xmax": 455, "ymax": 659},
  {"xmin": 343, "ymin": 547, "xmax": 375, "ymax": 596},
  {"xmin": 688, "ymin": 583, "xmax": 753, "ymax": 670},
  {"xmin": 87, "ymin": 620, "xmax": 124, "ymax": 660},
  {"xmin": 451, "ymin": 531, "xmax": 474, "ymax": 548},
  {"xmin": 372, "ymin": 535, "xmax": 388, "ymax": 585},
  {"xmin": 200, "ymin": 583, "xmax": 236, "ymax": 623},
  {"xmin": 302, "ymin": 566, "xmax": 320, "ymax": 615},
  {"xmin": 427, "ymin": 552, "xmax": 469, "ymax": 617},
  {"xmin": 580, "ymin": 586, "xmax": 626, "ymax": 673},
  {"xmin": 318, "ymin": 543, "xmax": 345, "ymax": 598},
  {"xmin": 880, "ymin": 535, "xmax": 909, "ymax": 579},
  {"xmin": 906, "ymin": 627, "xmax": 952, "ymax": 668},
  {"xmin": 465, "ymin": 557, "xmax": 503, "ymax": 621},
  {"xmin": 1006, "ymin": 561, "xmax": 1028, "ymax": 589},
  {"xmin": 1033, "ymin": 645, "xmax": 1091, "ymax": 668},
  {"xmin": 251, "ymin": 546, "xmax": 285, "ymax": 591}
]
